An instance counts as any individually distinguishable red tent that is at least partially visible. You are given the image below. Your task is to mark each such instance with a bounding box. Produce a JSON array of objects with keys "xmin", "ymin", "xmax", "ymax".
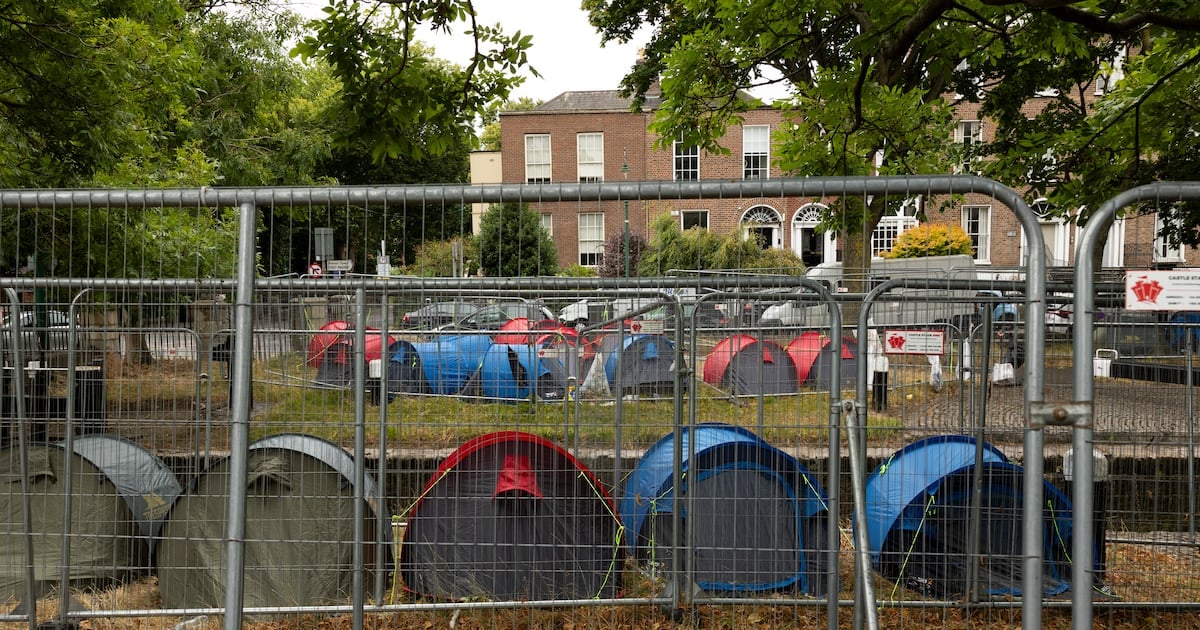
[
  {"xmin": 785, "ymin": 331, "xmax": 858, "ymax": 387},
  {"xmin": 306, "ymin": 320, "xmax": 394, "ymax": 368},
  {"xmin": 306, "ymin": 320, "xmax": 351, "ymax": 367},
  {"xmin": 702, "ymin": 334, "xmax": 799, "ymax": 395},
  {"xmin": 702, "ymin": 334, "xmax": 757, "ymax": 385},
  {"xmin": 492, "ymin": 317, "xmax": 567, "ymax": 345},
  {"xmin": 400, "ymin": 431, "xmax": 622, "ymax": 601}
]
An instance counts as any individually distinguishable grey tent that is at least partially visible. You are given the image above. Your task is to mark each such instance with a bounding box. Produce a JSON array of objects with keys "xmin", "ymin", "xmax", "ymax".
[
  {"xmin": 156, "ymin": 434, "xmax": 389, "ymax": 611},
  {"xmin": 0, "ymin": 435, "xmax": 181, "ymax": 604}
]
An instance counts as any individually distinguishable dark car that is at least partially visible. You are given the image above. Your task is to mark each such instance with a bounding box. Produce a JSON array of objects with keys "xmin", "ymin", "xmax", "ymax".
[{"xmin": 401, "ymin": 301, "xmax": 482, "ymax": 329}]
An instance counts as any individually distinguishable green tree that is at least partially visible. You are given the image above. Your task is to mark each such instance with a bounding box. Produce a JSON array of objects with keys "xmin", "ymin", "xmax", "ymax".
[
  {"xmin": 294, "ymin": 0, "xmax": 536, "ymax": 162},
  {"xmin": 409, "ymin": 236, "xmax": 478, "ymax": 277},
  {"xmin": 0, "ymin": 0, "xmax": 192, "ymax": 188},
  {"xmin": 585, "ymin": 0, "xmax": 1200, "ymax": 268},
  {"xmin": 638, "ymin": 213, "xmax": 804, "ymax": 275},
  {"xmin": 885, "ymin": 224, "xmax": 974, "ymax": 259},
  {"xmin": 477, "ymin": 202, "xmax": 558, "ymax": 277}
]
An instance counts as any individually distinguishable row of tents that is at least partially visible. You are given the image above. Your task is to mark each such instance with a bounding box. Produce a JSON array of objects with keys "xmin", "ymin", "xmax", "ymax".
[
  {"xmin": 307, "ymin": 319, "xmax": 861, "ymax": 403},
  {"xmin": 307, "ymin": 319, "xmax": 680, "ymax": 402},
  {"xmin": 702, "ymin": 332, "xmax": 858, "ymax": 395},
  {"xmin": 1, "ymin": 429, "xmax": 1099, "ymax": 610}
]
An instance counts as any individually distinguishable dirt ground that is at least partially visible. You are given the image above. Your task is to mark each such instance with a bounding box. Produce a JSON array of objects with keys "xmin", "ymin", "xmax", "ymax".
[{"xmin": 907, "ymin": 366, "xmax": 1200, "ymax": 451}]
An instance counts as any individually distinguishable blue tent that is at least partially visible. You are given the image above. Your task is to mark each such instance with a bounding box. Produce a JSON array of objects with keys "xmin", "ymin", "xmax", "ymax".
[
  {"xmin": 620, "ymin": 424, "xmax": 831, "ymax": 595},
  {"xmin": 461, "ymin": 343, "xmax": 571, "ymax": 401},
  {"xmin": 377, "ymin": 334, "xmax": 493, "ymax": 398},
  {"xmin": 863, "ymin": 435, "xmax": 1094, "ymax": 598},
  {"xmin": 582, "ymin": 333, "xmax": 678, "ymax": 398}
]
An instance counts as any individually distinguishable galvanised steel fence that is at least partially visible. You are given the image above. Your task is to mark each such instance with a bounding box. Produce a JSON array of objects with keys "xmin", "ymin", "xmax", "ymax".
[{"xmin": 0, "ymin": 178, "xmax": 1196, "ymax": 630}]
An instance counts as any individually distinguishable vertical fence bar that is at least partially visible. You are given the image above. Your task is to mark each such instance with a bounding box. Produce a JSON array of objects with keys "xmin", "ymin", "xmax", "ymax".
[
  {"xmin": 375, "ymin": 286, "xmax": 390, "ymax": 604},
  {"xmin": 352, "ymin": 288, "xmax": 367, "ymax": 628},
  {"xmin": 1073, "ymin": 182, "xmax": 1200, "ymax": 630},
  {"xmin": 223, "ymin": 201, "xmax": 259, "ymax": 630},
  {"xmin": 56, "ymin": 290, "xmax": 90, "ymax": 625},
  {"xmin": 5, "ymin": 287, "xmax": 36, "ymax": 630}
]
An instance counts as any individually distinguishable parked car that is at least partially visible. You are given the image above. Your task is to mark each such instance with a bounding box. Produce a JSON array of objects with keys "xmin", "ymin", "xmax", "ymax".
[
  {"xmin": 436, "ymin": 302, "xmax": 555, "ymax": 332},
  {"xmin": 1045, "ymin": 302, "xmax": 1074, "ymax": 338},
  {"xmin": 401, "ymin": 301, "xmax": 482, "ymax": 329},
  {"xmin": 0, "ymin": 309, "xmax": 76, "ymax": 365}
]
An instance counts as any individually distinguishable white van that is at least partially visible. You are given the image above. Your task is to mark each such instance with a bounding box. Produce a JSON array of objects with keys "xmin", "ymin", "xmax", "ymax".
[{"xmin": 757, "ymin": 254, "xmax": 980, "ymax": 328}]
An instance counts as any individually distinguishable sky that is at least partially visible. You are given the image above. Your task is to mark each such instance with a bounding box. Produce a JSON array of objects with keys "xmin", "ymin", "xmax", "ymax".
[
  {"xmin": 412, "ymin": 1, "xmax": 652, "ymax": 103},
  {"xmin": 291, "ymin": 1, "xmax": 653, "ymax": 104}
]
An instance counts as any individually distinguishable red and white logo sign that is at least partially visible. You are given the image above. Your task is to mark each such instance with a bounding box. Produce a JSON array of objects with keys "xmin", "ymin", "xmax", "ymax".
[
  {"xmin": 307, "ymin": 262, "xmax": 323, "ymax": 277},
  {"xmin": 883, "ymin": 329, "xmax": 945, "ymax": 355},
  {"xmin": 1125, "ymin": 270, "xmax": 1200, "ymax": 311}
]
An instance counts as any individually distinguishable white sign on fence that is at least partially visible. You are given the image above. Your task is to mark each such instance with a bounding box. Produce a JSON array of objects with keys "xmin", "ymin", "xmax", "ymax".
[
  {"xmin": 629, "ymin": 319, "xmax": 664, "ymax": 335},
  {"xmin": 326, "ymin": 259, "xmax": 353, "ymax": 272},
  {"xmin": 1125, "ymin": 269, "xmax": 1200, "ymax": 311},
  {"xmin": 882, "ymin": 329, "xmax": 945, "ymax": 355}
]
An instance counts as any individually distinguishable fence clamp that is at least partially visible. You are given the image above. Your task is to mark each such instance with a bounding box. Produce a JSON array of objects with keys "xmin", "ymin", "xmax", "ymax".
[{"xmin": 1028, "ymin": 401, "xmax": 1093, "ymax": 429}]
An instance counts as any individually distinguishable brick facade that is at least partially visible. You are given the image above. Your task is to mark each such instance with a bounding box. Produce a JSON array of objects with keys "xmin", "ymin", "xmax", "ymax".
[{"xmin": 495, "ymin": 88, "xmax": 1197, "ymax": 274}]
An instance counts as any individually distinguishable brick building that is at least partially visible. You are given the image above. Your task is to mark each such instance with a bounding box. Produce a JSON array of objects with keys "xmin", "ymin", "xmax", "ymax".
[{"xmin": 491, "ymin": 80, "xmax": 1194, "ymax": 276}]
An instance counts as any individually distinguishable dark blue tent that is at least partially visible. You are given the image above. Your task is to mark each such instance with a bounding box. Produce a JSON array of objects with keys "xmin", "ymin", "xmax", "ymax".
[
  {"xmin": 461, "ymin": 343, "xmax": 571, "ymax": 401},
  {"xmin": 582, "ymin": 333, "xmax": 678, "ymax": 398},
  {"xmin": 863, "ymin": 435, "xmax": 1095, "ymax": 598},
  {"xmin": 620, "ymin": 424, "xmax": 831, "ymax": 595}
]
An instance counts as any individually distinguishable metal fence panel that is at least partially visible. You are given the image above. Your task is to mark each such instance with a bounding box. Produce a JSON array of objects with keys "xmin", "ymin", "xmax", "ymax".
[{"xmin": 4, "ymin": 178, "xmax": 1196, "ymax": 630}]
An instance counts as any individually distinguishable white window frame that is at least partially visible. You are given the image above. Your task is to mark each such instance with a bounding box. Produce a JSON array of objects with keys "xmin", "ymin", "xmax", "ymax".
[
  {"xmin": 955, "ymin": 120, "xmax": 983, "ymax": 146},
  {"xmin": 742, "ymin": 125, "xmax": 770, "ymax": 180},
  {"xmin": 954, "ymin": 120, "xmax": 982, "ymax": 173},
  {"xmin": 540, "ymin": 213, "xmax": 553, "ymax": 237},
  {"xmin": 1096, "ymin": 47, "xmax": 1127, "ymax": 95},
  {"xmin": 1154, "ymin": 211, "xmax": 1185, "ymax": 264},
  {"xmin": 962, "ymin": 204, "xmax": 992, "ymax": 264},
  {"xmin": 524, "ymin": 134, "xmax": 551, "ymax": 183},
  {"xmin": 578, "ymin": 212, "xmax": 605, "ymax": 267},
  {"xmin": 674, "ymin": 140, "xmax": 699, "ymax": 181},
  {"xmin": 1026, "ymin": 199, "xmax": 1071, "ymax": 266},
  {"xmin": 576, "ymin": 132, "xmax": 603, "ymax": 183},
  {"xmin": 680, "ymin": 209, "xmax": 708, "ymax": 230},
  {"xmin": 868, "ymin": 198, "xmax": 920, "ymax": 258}
]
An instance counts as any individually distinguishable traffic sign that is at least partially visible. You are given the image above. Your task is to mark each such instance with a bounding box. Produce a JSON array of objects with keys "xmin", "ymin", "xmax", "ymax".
[{"xmin": 307, "ymin": 262, "xmax": 323, "ymax": 277}]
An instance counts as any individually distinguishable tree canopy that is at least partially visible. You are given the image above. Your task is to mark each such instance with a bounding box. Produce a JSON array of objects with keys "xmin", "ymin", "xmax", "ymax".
[
  {"xmin": 638, "ymin": 213, "xmax": 804, "ymax": 276},
  {"xmin": 0, "ymin": 0, "xmax": 534, "ymax": 278},
  {"xmin": 476, "ymin": 202, "xmax": 559, "ymax": 277},
  {"xmin": 585, "ymin": 0, "xmax": 1200, "ymax": 260}
]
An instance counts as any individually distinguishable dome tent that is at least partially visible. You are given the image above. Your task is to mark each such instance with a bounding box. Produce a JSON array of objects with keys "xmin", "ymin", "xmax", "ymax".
[
  {"xmin": 306, "ymin": 320, "xmax": 394, "ymax": 387},
  {"xmin": 156, "ymin": 434, "xmax": 389, "ymax": 611},
  {"xmin": 862, "ymin": 435, "xmax": 1099, "ymax": 598},
  {"xmin": 460, "ymin": 343, "xmax": 572, "ymax": 401},
  {"xmin": 785, "ymin": 331, "xmax": 858, "ymax": 387},
  {"xmin": 0, "ymin": 435, "xmax": 181, "ymax": 604},
  {"xmin": 702, "ymin": 334, "xmax": 800, "ymax": 395},
  {"xmin": 620, "ymin": 424, "xmax": 832, "ymax": 595},
  {"xmin": 580, "ymin": 333, "xmax": 680, "ymax": 398},
  {"xmin": 400, "ymin": 431, "xmax": 622, "ymax": 601}
]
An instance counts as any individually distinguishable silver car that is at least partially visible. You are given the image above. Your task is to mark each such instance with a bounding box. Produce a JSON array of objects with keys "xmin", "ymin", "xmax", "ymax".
[{"xmin": 0, "ymin": 309, "xmax": 76, "ymax": 365}]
